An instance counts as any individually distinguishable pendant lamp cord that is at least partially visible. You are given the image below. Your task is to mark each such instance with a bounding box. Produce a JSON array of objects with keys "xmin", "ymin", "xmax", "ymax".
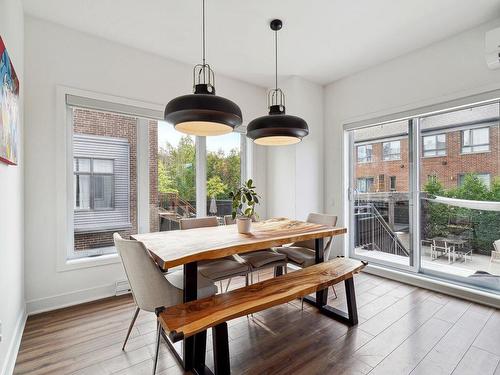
[
  {"xmin": 274, "ymin": 27, "xmax": 278, "ymax": 91},
  {"xmin": 202, "ymin": 0, "xmax": 206, "ymax": 66}
]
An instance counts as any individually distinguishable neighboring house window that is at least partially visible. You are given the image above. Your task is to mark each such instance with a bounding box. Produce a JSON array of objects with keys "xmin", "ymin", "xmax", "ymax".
[
  {"xmin": 390, "ymin": 176, "xmax": 396, "ymax": 191},
  {"xmin": 378, "ymin": 174, "xmax": 385, "ymax": 191},
  {"xmin": 357, "ymin": 177, "xmax": 374, "ymax": 193},
  {"xmin": 422, "ymin": 134, "xmax": 446, "ymax": 157},
  {"xmin": 461, "ymin": 127, "xmax": 489, "ymax": 153},
  {"xmin": 73, "ymin": 133, "xmax": 131, "ymax": 236},
  {"xmin": 382, "ymin": 141, "xmax": 401, "ymax": 160},
  {"xmin": 74, "ymin": 158, "xmax": 114, "ymax": 210},
  {"xmin": 458, "ymin": 173, "xmax": 491, "ymax": 189},
  {"xmin": 357, "ymin": 144, "xmax": 373, "ymax": 163}
]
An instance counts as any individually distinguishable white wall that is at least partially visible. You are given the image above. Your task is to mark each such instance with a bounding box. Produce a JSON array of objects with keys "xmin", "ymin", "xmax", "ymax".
[
  {"xmin": 0, "ymin": 0, "xmax": 25, "ymax": 373},
  {"xmin": 266, "ymin": 76, "xmax": 324, "ymax": 220},
  {"xmin": 23, "ymin": 16, "xmax": 266, "ymax": 313},
  {"xmin": 324, "ymin": 17, "xmax": 500, "ymax": 256}
]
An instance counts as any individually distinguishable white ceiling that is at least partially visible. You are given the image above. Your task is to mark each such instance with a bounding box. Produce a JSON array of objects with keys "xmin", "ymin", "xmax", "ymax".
[{"xmin": 22, "ymin": 0, "xmax": 500, "ymax": 87}]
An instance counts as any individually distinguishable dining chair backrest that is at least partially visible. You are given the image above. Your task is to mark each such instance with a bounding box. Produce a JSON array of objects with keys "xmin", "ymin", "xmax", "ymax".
[
  {"xmin": 180, "ymin": 216, "xmax": 218, "ymax": 230},
  {"xmin": 114, "ymin": 233, "xmax": 179, "ymax": 312},
  {"xmin": 292, "ymin": 213, "xmax": 338, "ymax": 261},
  {"xmin": 224, "ymin": 215, "xmax": 235, "ymax": 225}
]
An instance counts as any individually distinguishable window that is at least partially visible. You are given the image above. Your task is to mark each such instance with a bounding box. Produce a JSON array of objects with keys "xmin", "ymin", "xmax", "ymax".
[
  {"xmin": 157, "ymin": 121, "xmax": 196, "ymax": 231},
  {"xmin": 347, "ymin": 99, "xmax": 500, "ymax": 294},
  {"xmin": 207, "ymin": 133, "xmax": 242, "ymax": 218},
  {"xmin": 71, "ymin": 109, "xmax": 135, "ymax": 259},
  {"xmin": 382, "ymin": 140, "xmax": 401, "ymax": 160},
  {"xmin": 390, "ymin": 176, "xmax": 396, "ymax": 191},
  {"xmin": 458, "ymin": 173, "xmax": 491, "ymax": 189},
  {"xmin": 357, "ymin": 177, "xmax": 374, "ymax": 193},
  {"xmin": 357, "ymin": 144, "xmax": 373, "ymax": 163},
  {"xmin": 462, "ymin": 127, "xmax": 490, "ymax": 153},
  {"xmin": 74, "ymin": 158, "xmax": 114, "ymax": 210},
  {"xmin": 422, "ymin": 134, "xmax": 446, "ymax": 157}
]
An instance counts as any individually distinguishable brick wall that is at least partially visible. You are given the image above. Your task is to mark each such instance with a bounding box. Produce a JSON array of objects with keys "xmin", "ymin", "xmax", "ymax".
[
  {"xmin": 73, "ymin": 109, "xmax": 159, "ymax": 251},
  {"xmin": 356, "ymin": 139, "xmax": 409, "ymax": 192},
  {"xmin": 149, "ymin": 120, "xmax": 159, "ymax": 232},
  {"xmin": 355, "ymin": 125, "xmax": 499, "ymax": 192}
]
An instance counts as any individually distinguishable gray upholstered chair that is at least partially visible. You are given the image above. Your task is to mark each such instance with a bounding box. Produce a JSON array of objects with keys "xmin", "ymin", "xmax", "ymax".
[
  {"xmin": 274, "ymin": 213, "xmax": 339, "ymax": 303},
  {"xmin": 224, "ymin": 215, "xmax": 288, "ymax": 282},
  {"xmin": 180, "ymin": 217, "xmax": 251, "ymax": 291},
  {"xmin": 114, "ymin": 233, "xmax": 217, "ymax": 374}
]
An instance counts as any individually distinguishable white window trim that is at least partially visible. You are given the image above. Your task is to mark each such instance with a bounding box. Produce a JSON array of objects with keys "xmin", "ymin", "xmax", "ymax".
[
  {"xmin": 357, "ymin": 144, "xmax": 373, "ymax": 164},
  {"xmin": 55, "ymin": 86, "xmax": 165, "ymax": 272},
  {"xmin": 343, "ymin": 89, "xmax": 500, "ymax": 298},
  {"xmin": 56, "ymin": 86, "xmax": 249, "ymax": 271}
]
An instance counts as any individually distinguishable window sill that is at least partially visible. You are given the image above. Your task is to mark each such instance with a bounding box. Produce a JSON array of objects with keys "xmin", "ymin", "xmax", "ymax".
[
  {"xmin": 459, "ymin": 150, "xmax": 491, "ymax": 156},
  {"xmin": 362, "ymin": 263, "xmax": 500, "ymax": 309},
  {"xmin": 421, "ymin": 154, "xmax": 447, "ymax": 159},
  {"xmin": 57, "ymin": 253, "xmax": 121, "ymax": 273}
]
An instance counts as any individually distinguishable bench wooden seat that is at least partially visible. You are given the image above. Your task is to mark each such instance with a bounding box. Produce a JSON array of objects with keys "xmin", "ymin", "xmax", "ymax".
[{"xmin": 156, "ymin": 257, "xmax": 366, "ymax": 374}]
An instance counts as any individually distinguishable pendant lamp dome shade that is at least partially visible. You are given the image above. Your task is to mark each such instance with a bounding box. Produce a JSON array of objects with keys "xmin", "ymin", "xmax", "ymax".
[
  {"xmin": 247, "ymin": 104, "xmax": 308, "ymax": 146},
  {"xmin": 164, "ymin": 0, "xmax": 242, "ymax": 136},
  {"xmin": 165, "ymin": 81, "xmax": 242, "ymax": 136},
  {"xmin": 246, "ymin": 19, "xmax": 308, "ymax": 146}
]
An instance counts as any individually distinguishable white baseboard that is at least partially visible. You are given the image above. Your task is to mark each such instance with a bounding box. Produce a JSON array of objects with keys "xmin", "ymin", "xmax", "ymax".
[
  {"xmin": 364, "ymin": 264, "xmax": 500, "ymax": 309},
  {"xmin": 26, "ymin": 283, "xmax": 117, "ymax": 315},
  {"xmin": 1, "ymin": 308, "xmax": 27, "ymax": 375}
]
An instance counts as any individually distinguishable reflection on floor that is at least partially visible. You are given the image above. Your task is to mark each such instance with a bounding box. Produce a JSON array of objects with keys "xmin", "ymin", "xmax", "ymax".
[
  {"xmin": 14, "ymin": 269, "xmax": 500, "ymax": 375},
  {"xmin": 356, "ymin": 247, "xmax": 500, "ymax": 277}
]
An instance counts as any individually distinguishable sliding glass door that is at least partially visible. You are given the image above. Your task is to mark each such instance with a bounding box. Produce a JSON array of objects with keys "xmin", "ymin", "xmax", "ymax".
[
  {"xmin": 349, "ymin": 120, "xmax": 414, "ymax": 270},
  {"xmin": 346, "ymin": 98, "xmax": 500, "ymax": 293},
  {"xmin": 418, "ymin": 102, "xmax": 500, "ymax": 290}
]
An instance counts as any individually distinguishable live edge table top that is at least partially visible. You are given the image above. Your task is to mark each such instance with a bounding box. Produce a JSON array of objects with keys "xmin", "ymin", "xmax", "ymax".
[{"xmin": 131, "ymin": 217, "xmax": 347, "ymax": 270}]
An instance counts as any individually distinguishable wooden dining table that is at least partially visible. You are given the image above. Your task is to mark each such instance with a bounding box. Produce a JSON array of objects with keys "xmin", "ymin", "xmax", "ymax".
[{"xmin": 132, "ymin": 217, "xmax": 347, "ymax": 374}]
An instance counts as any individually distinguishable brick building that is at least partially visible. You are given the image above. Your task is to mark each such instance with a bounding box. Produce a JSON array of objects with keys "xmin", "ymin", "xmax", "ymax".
[
  {"xmin": 354, "ymin": 109, "xmax": 499, "ymax": 193},
  {"xmin": 73, "ymin": 109, "xmax": 158, "ymax": 254}
]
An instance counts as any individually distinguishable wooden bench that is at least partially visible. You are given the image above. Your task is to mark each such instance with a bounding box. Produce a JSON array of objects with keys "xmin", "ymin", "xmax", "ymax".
[{"xmin": 156, "ymin": 257, "xmax": 366, "ymax": 375}]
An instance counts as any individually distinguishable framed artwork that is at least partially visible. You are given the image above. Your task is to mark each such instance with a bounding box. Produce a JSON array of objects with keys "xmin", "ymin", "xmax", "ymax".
[{"xmin": 0, "ymin": 35, "xmax": 20, "ymax": 165}]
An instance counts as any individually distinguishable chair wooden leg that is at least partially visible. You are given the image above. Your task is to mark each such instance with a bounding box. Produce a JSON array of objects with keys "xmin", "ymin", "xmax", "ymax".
[
  {"xmin": 122, "ymin": 307, "xmax": 140, "ymax": 350},
  {"xmin": 331, "ymin": 285, "xmax": 337, "ymax": 299},
  {"xmin": 152, "ymin": 323, "xmax": 161, "ymax": 375}
]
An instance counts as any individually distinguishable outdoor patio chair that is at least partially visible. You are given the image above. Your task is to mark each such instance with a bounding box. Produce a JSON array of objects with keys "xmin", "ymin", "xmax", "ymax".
[{"xmin": 491, "ymin": 240, "xmax": 500, "ymax": 264}]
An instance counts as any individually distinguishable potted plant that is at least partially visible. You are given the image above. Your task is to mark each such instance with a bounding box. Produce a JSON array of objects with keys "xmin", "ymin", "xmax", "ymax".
[{"xmin": 230, "ymin": 179, "xmax": 260, "ymax": 234}]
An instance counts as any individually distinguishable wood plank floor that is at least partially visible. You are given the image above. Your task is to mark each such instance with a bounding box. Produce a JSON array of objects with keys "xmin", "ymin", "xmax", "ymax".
[{"xmin": 14, "ymin": 271, "xmax": 500, "ymax": 375}]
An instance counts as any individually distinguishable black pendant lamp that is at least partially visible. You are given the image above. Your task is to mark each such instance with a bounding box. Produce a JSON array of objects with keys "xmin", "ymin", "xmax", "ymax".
[
  {"xmin": 164, "ymin": 0, "xmax": 242, "ymax": 136},
  {"xmin": 247, "ymin": 19, "xmax": 308, "ymax": 146}
]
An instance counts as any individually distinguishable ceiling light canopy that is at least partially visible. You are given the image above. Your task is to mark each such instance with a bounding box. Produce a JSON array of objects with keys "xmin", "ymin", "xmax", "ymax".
[
  {"xmin": 164, "ymin": 0, "xmax": 242, "ymax": 136},
  {"xmin": 247, "ymin": 19, "xmax": 308, "ymax": 146}
]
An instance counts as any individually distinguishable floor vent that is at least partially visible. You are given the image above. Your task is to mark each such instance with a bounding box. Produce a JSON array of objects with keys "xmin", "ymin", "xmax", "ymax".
[{"xmin": 115, "ymin": 280, "xmax": 131, "ymax": 296}]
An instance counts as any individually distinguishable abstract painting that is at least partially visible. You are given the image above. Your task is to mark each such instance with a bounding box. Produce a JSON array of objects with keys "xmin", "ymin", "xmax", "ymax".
[{"xmin": 0, "ymin": 35, "xmax": 20, "ymax": 165}]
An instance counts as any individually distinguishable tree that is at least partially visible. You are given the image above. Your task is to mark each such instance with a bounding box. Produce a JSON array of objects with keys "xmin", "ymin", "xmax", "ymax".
[
  {"xmin": 207, "ymin": 176, "xmax": 228, "ymax": 198},
  {"xmin": 158, "ymin": 159, "xmax": 177, "ymax": 194}
]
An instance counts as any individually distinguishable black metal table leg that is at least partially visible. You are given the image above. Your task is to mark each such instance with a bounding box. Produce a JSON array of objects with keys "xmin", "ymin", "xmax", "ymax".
[
  {"xmin": 212, "ymin": 322, "xmax": 230, "ymax": 375},
  {"xmin": 302, "ymin": 237, "xmax": 360, "ymax": 326},
  {"xmin": 183, "ymin": 261, "xmax": 198, "ymax": 371},
  {"xmin": 315, "ymin": 238, "xmax": 328, "ymax": 306}
]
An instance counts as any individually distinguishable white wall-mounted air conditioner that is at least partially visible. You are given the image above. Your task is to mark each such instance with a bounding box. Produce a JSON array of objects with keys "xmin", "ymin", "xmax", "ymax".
[{"xmin": 486, "ymin": 27, "xmax": 500, "ymax": 70}]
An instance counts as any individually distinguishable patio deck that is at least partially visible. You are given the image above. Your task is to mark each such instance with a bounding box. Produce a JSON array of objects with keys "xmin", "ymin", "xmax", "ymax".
[{"xmin": 356, "ymin": 246, "xmax": 500, "ymax": 277}]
